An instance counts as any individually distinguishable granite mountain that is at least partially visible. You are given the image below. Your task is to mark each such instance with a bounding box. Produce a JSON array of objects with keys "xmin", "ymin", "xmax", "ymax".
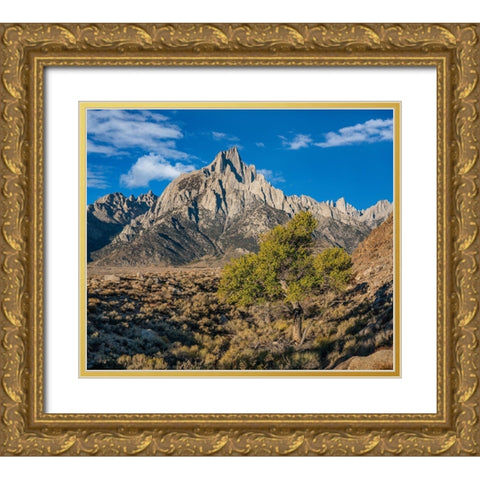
[{"xmin": 88, "ymin": 146, "xmax": 392, "ymax": 266}]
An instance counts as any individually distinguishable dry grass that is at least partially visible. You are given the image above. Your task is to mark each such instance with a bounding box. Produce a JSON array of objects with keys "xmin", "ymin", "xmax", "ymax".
[{"xmin": 87, "ymin": 266, "xmax": 393, "ymax": 371}]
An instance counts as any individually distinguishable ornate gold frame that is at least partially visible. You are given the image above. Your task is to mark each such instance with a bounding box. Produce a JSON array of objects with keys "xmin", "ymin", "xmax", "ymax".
[{"xmin": 0, "ymin": 23, "xmax": 478, "ymax": 456}]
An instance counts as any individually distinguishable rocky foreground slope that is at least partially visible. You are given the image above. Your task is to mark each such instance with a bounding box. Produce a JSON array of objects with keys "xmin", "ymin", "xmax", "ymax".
[
  {"xmin": 88, "ymin": 146, "xmax": 392, "ymax": 266},
  {"xmin": 332, "ymin": 214, "xmax": 394, "ymax": 369}
]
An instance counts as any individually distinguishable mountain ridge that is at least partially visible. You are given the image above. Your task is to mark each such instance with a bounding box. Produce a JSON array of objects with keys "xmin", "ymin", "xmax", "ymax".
[{"xmin": 88, "ymin": 146, "xmax": 392, "ymax": 266}]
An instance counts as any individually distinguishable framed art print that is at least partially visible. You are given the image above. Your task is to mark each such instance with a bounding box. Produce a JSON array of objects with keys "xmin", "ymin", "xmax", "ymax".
[{"xmin": 0, "ymin": 23, "xmax": 479, "ymax": 455}]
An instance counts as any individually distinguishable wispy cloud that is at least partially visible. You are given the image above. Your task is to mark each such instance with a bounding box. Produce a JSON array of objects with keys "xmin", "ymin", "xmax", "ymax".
[
  {"xmin": 120, "ymin": 153, "xmax": 195, "ymax": 188},
  {"xmin": 87, "ymin": 140, "xmax": 117, "ymax": 156},
  {"xmin": 87, "ymin": 167, "xmax": 110, "ymax": 189},
  {"xmin": 279, "ymin": 134, "xmax": 313, "ymax": 150},
  {"xmin": 315, "ymin": 118, "xmax": 393, "ymax": 148},
  {"xmin": 212, "ymin": 131, "xmax": 227, "ymax": 140},
  {"xmin": 212, "ymin": 131, "xmax": 240, "ymax": 142},
  {"xmin": 258, "ymin": 168, "xmax": 285, "ymax": 185},
  {"xmin": 255, "ymin": 142, "xmax": 265, "ymax": 148},
  {"xmin": 87, "ymin": 109, "xmax": 189, "ymax": 159}
]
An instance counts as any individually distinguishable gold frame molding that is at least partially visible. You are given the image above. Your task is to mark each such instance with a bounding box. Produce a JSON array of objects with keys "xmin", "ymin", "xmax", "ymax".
[{"xmin": 0, "ymin": 23, "xmax": 478, "ymax": 456}]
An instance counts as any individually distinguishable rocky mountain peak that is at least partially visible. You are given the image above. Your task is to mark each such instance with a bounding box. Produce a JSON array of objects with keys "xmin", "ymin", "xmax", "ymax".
[
  {"xmin": 137, "ymin": 190, "xmax": 157, "ymax": 207},
  {"xmin": 208, "ymin": 146, "xmax": 256, "ymax": 184},
  {"xmin": 361, "ymin": 199, "xmax": 393, "ymax": 223},
  {"xmin": 88, "ymin": 148, "xmax": 393, "ymax": 266},
  {"xmin": 334, "ymin": 197, "xmax": 358, "ymax": 215},
  {"xmin": 87, "ymin": 190, "xmax": 159, "ymax": 261}
]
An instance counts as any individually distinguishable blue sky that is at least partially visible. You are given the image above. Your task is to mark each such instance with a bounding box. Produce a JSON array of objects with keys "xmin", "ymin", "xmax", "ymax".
[{"xmin": 86, "ymin": 108, "xmax": 394, "ymax": 210}]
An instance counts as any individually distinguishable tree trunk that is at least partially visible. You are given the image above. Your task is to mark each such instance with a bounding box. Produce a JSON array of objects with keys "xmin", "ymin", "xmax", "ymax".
[{"xmin": 291, "ymin": 302, "xmax": 304, "ymax": 343}]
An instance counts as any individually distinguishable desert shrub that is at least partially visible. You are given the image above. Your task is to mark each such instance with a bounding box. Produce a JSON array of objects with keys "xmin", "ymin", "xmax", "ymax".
[
  {"xmin": 99, "ymin": 288, "xmax": 116, "ymax": 297},
  {"xmin": 345, "ymin": 316, "xmax": 369, "ymax": 336},
  {"xmin": 170, "ymin": 344, "xmax": 200, "ymax": 362},
  {"xmin": 87, "ymin": 297, "xmax": 101, "ymax": 313},
  {"xmin": 352, "ymin": 340, "xmax": 375, "ymax": 358},
  {"xmin": 203, "ymin": 352, "xmax": 218, "ymax": 368},
  {"xmin": 121, "ymin": 301, "xmax": 136, "ymax": 312},
  {"xmin": 327, "ymin": 326, "xmax": 338, "ymax": 336},
  {"xmin": 118, "ymin": 354, "xmax": 168, "ymax": 370},
  {"xmin": 336, "ymin": 317, "xmax": 358, "ymax": 337},
  {"xmin": 274, "ymin": 319, "xmax": 290, "ymax": 332},
  {"xmin": 285, "ymin": 351, "xmax": 321, "ymax": 370},
  {"xmin": 374, "ymin": 327, "xmax": 393, "ymax": 348},
  {"xmin": 312, "ymin": 336, "xmax": 335, "ymax": 358}
]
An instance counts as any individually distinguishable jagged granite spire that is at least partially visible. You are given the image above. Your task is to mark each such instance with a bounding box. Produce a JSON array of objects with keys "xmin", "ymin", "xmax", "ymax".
[
  {"xmin": 208, "ymin": 146, "xmax": 256, "ymax": 184},
  {"xmin": 335, "ymin": 197, "xmax": 358, "ymax": 215}
]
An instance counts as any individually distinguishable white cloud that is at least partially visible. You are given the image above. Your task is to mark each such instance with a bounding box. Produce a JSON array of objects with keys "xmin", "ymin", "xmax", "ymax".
[
  {"xmin": 212, "ymin": 131, "xmax": 226, "ymax": 140},
  {"xmin": 87, "ymin": 109, "xmax": 188, "ymax": 158},
  {"xmin": 258, "ymin": 168, "xmax": 285, "ymax": 184},
  {"xmin": 315, "ymin": 118, "xmax": 393, "ymax": 148},
  {"xmin": 87, "ymin": 140, "xmax": 117, "ymax": 156},
  {"xmin": 212, "ymin": 131, "xmax": 239, "ymax": 142},
  {"xmin": 120, "ymin": 153, "xmax": 195, "ymax": 188},
  {"xmin": 280, "ymin": 134, "xmax": 313, "ymax": 150},
  {"xmin": 255, "ymin": 142, "xmax": 265, "ymax": 148},
  {"xmin": 87, "ymin": 167, "xmax": 110, "ymax": 189}
]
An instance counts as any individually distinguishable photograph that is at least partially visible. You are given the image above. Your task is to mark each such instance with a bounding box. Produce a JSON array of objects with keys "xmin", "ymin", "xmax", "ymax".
[{"xmin": 82, "ymin": 103, "xmax": 399, "ymax": 374}]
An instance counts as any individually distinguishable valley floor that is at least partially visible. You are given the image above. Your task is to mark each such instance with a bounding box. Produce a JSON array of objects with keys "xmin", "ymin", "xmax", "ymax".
[{"xmin": 86, "ymin": 267, "xmax": 394, "ymax": 372}]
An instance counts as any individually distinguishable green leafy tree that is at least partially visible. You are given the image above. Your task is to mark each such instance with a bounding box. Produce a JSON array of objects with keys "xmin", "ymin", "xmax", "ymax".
[{"xmin": 218, "ymin": 211, "xmax": 352, "ymax": 343}]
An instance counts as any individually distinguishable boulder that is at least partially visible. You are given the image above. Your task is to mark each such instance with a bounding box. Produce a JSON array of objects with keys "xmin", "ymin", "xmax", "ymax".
[{"xmin": 335, "ymin": 348, "xmax": 393, "ymax": 370}]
